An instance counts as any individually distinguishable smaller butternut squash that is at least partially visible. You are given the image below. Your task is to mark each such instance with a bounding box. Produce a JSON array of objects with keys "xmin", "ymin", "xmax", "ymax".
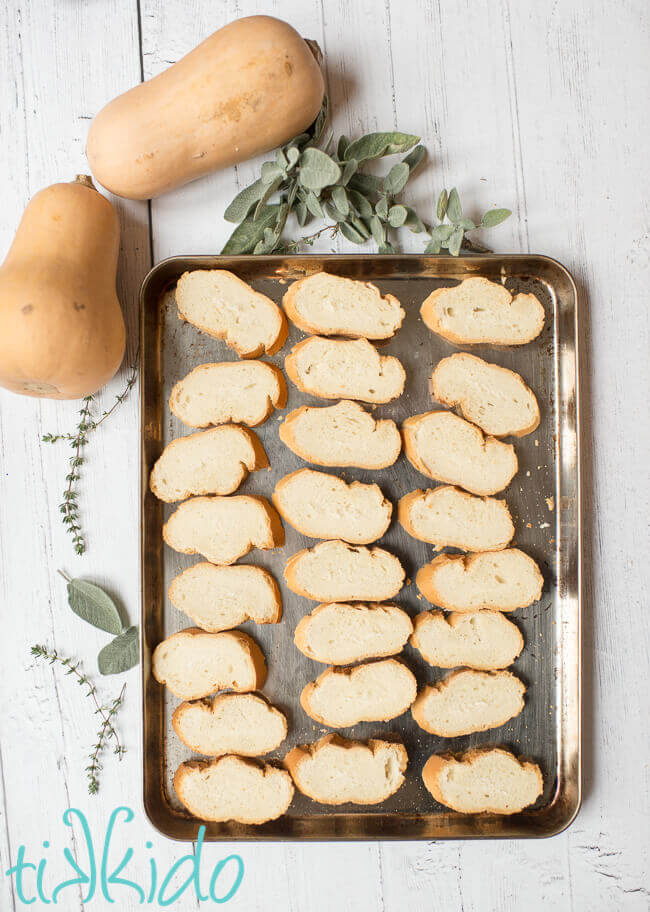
[{"xmin": 0, "ymin": 176, "xmax": 125, "ymax": 400}]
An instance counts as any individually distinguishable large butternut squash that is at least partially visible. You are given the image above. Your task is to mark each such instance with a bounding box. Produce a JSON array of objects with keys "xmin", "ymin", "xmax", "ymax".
[
  {"xmin": 0, "ymin": 176, "xmax": 125, "ymax": 400},
  {"xmin": 86, "ymin": 15, "xmax": 325, "ymax": 200}
]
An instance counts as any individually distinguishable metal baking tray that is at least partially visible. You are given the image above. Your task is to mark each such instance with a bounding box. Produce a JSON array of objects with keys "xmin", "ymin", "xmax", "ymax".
[{"xmin": 140, "ymin": 254, "xmax": 580, "ymax": 840}]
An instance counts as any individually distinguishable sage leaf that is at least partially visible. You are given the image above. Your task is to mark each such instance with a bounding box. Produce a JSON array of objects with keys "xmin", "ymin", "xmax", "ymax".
[
  {"xmin": 481, "ymin": 208, "xmax": 511, "ymax": 228},
  {"xmin": 388, "ymin": 204, "xmax": 408, "ymax": 227},
  {"xmin": 432, "ymin": 224, "xmax": 455, "ymax": 242},
  {"xmin": 447, "ymin": 187, "xmax": 462, "ymax": 223},
  {"xmin": 66, "ymin": 578, "xmax": 123, "ymax": 635},
  {"xmin": 344, "ymin": 132, "xmax": 420, "ymax": 163},
  {"xmin": 404, "ymin": 207, "xmax": 426, "ymax": 233},
  {"xmin": 378, "ymin": 241, "xmax": 396, "ymax": 254},
  {"xmin": 331, "ymin": 185, "xmax": 349, "ymax": 217},
  {"xmin": 403, "ymin": 144, "xmax": 426, "ymax": 171},
  {"xmin": 375, "ymin": 195, "xmax": 389, "ymax": 220},
  {"xmin": 337, "ymin": 135, "xmax": 349, "ymax": 159},
  {"xmin": 98, "ymin": 626, "xmax": 139, "ymax": 675},
  {"xmin": 436, "ymin": 189, "xmax": 448, "ymax": 221},
  {"xmin": 448, "ymin": 225, "xmax": 465, "ymax": 256},
  {"xmin": 324, "ymin": 201, "xmax": 346, "ymax": 224},
  {"xmin": 253, "ymin": 175, "xmax": 283, "ymax": 220},
  {"xmin": 456, "ymin": 217, "xmax": 476, "ymax": 230},
  {"xmin": 299, "ymin": 148, "xmax": 341, "ymax": 191},
  {"xmin": 349, "ymin": 173, "xmax": 382, "ymax": 194},
  {"xmin": 286, "ymin": 147, "xmax": 300, "ymax": 169},
  {"xmin": 296, "ymin": 199, "xmax": 309, "ymax": 226},
  {"xmin": 348, "ymin": 215, "xmax": 371, "ymax": 239},
  {"xmin": 348, "ymin": 189, "xmax": 373, "ymax": 220},
  {"xmin": 221, "ymin": 205, "xmax": 280, "ymax": 254},
  {"xmin": 424, "ymin": 238, "xmax": 442, "ymax": 254},
  {"xmin": 369, "ymin": 215, "xmax": 386, "ymax": 245},
  {"xmin": 223, "ymin": 179, "xmax": 266, "ymax": 223},
  {"xmin": 261, "ymin": 161, "xmax": 284, "ymax": 185},
  {"xmin": 275, "ymin": 148, "xmax": 288, "ymax": 170},
  {"xmin": 340, "ymin": 221, "xmax": 367, "ymax": 244},
  {"xmin": 306, "ymin": 191, "xmax": 324, "ymax": 219},
  {"xmin": 340, "ymin": 159, "xmax": 358, "ymax": 186},
  {"xmin": 383, "ymin": 162, "xmax": 410, "ymax": 195}
]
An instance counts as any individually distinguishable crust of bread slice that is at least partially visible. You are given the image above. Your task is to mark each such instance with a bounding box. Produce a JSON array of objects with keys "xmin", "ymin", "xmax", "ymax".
[
  {"xmin": 279, "ymin": 400, "xmax": 401, "ymax": 469},
  {"xmin": 416, "ymin": 549, "xmax": 543, "ymax": 611},
  {"xmin": 411, "ymin": 669, "xmax": 526, "ymax": 737},
  {"xmin": 282, "ymin": 272, "xmax": 405, "ymax": 339},
  {"xmin": 431, "ymin": 353, "xmax": 540, "ymax": 437},
  {"xmin": 174, "ymin": 755, "xmax": 294, "ymax": 824},
  {"xmin": 410, "ymin": 610, "xmax": 524, "ymax": 670},
  {"xmin": 398, "ymin": 486, "xmax": 515, "ymax": 551},
  {"xmin": 402, "ymin": 410, "xmax": 518, "ymax": 495},
  {"xmin": 169, "ymin": 361, "xmax": 287, "ymax": 428},
  {"xmin": 162, "ymin": 495, "xmax": 284, "ymax": 565},
  {"xmin": 285, "ymin": 336, "xmax": 406, "ymax": 403},
  {"xmin": 168, "ymin": 562, "xmax": 282, "ymax": 631},
  {"xmin": 285, "ymin": 733, "xmax": 408, "ymax": 805},
  {"xmin": 172, "ymin": 692, "xmax": 287, "ymax": 756},
  {"xmin": 294, "ymin": 602, "xmax": 413, "ymax": 665},
  {"xmin": 152, "ymin": 628, "xmax": 267, "ymax": 700},
  {"xmin": 272, "ymin": 468, "xmax": 392, "ymax": 544},
  {"xmin": 284, "ymin": 540, "xmax": 405, "ymax": 602},
  {"xmin": 300, "ymin": 658, "xmax": 417, "ymax": 727},
  {"xmin": 421, "ymin": 277, "xmax": 545, "ymax": 345},
  {"xmin": 422, "ymin": 747, "xmax": 544, "ymax": 815},
  {"xmin": 176, "ymin": 269, "xmax": 288, "ymax": 358}
]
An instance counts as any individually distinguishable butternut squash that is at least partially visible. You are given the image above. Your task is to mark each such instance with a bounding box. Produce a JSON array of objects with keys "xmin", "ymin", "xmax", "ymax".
[
  {"xmin": 0, "ymin": 176, "xmax": 125, "ymax": 400},
  {"xmin": 86, "ymin": 15, "xmax": 325, "ymax": 200}
]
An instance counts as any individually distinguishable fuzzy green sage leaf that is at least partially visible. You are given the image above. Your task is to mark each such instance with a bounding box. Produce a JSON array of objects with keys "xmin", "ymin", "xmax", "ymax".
[
  {"xmin": 98, "ymin": 626, "xmax": 139, "ymax": 675},
  {"xmin": 223, "ymin": 179, "xmax": 266, "ymax": 223},
  {"xmin": 481, "ymin": 208, "xmax": 512, "ymax": 228},
  {"xmin": 383, "ymin": 162, "xmax": 410, "ymax": 195},
  {"xmin": 298, "ymin": 148, "xmax": 341, "ymax": 191},
  {"xmin": 222, "ymin": 205, "xmax": 280, "ymax": 254},
  {"xmin": 64, "ymin": 576, "xmax": 123, "ymax": 635},
  {"xmin": 344, "ymin": 132, "xmax": 420, "ymax": 163}
]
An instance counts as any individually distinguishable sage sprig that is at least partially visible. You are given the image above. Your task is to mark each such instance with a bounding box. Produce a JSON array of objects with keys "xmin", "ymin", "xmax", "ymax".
[{"xmin": 424, "ymin": 188, "xmax": 511, "ymax": 255}]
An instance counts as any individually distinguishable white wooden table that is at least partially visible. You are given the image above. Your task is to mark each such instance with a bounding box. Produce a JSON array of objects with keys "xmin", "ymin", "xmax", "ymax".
[{"xmin": 1, "ymin": 1, "xmax": 648, "ymax": 909}]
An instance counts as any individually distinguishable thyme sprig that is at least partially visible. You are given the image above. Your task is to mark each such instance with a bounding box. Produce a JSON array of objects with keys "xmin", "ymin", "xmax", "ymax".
[{"xmin": 86, "ymin": 684, "xmax": 127, "ymax": 795}]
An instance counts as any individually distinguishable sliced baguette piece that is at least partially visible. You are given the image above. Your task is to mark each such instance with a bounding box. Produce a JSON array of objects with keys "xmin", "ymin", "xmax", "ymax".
[
  {"xmin": 285, "ymin": 336, "xmax": 406, "ymax": 403},
  {"xmin": 300, "ymin": 659, "xmax": 417, "ymax": 727},
  {"xmin": 422, "ymin": 747, "xmax": 543, "ymax": 814},
  {"xmin": 172, "ymin": 693, "xmax": 287, "ymax": 756},
  {"xmin": 294, "ymin": 602, "xmax": 413, "ymax": 665},
  {"xmin": 398, "ymin": 486, "xmax": 514, "ymax": 551},
  {"xmin": 285, "ymin": 733, "xmax": 407, "ymax": 805},
  {"xmin": 421, "ymin": 277, "xmax": 545, "ymax": 345},
  {"xmin": 168, "ymin": 563, "xmax": 281, "ymax": 632},
  {"xmin": 169, "ymin": 361, "xmax": 287, "ymax": 428},
  {"xmin": 279, "ymin": 400, "xmax": 401, "ymax": 469},
  {"xmin": 282, "ymin": 272, "xmax": 405, "ymax": 339},
  {"xmin": 149, "ymin": 426, "xmax": 267, "ymax": 502},
  {"xmin": 410, "ymin": 610, "xmax": 524, "ymax": 670},
  {"xmin": 176, "ymin": 269, "xmax": 287, "ymax": 358},
  {"xmin": 174, "ymin": 755, "xmax": 294, "ymax": 824},
  {"xmin": 272, "ymin": 468, "xmax": 392, "ymax": 544},
  {"xmin": 152, "ymin": 628, "xmax": 266, "ymax": 701},
  {"xmin": 163, "ymin": 495, "xmax": 284, "ymax": 565},
  {"xmin": 417, "ymin": 549, "xmax": 543, "ymax": 611},
  {"xmin": 431, "ymin": 353, "xmax": 540, "ymax": 437},
  {"xmin": 412, "ymin": 669, "xmax": 525, "ymax": 737},
  {"xmin": 402, "ymin": 410, "xmax": 518, "ymax": 495},
  {"xmin": 284, "ymin": 540, "xmax": 405, "ymax": 602}
]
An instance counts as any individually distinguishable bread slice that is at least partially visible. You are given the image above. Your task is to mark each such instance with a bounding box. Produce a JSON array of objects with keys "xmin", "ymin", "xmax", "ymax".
[
  {"xmin": 174, "ymin": 755, "xmax": 294, "ymax": 824},
  {"xmin": 152, "ymin": 628, "xmax": 266, "ymax": 700},
  {"xmin": 272, "ymin": 468, "xmax": 392, "ymax": 544},
  {"xmin": 172, "ymin": 693, "xmax": 287, "ymax": 756},
  {"xmin": 176, "ymin": 269, "xmax": 287, "ymax": 358},
  {"xmin": 163, "ymin": 495, "xmax": 284, "ymax": 565},
  {"xmin": 417, "ymin": 549, "xmax": 543, "ymax": 611},
  {"xmin": 284, "ymin": 540, "xmax": 405, "ymax": 602},
  {"xmin": 149, "ymin": 426, "xmax": 267, "ymax": 502},
  {"xmin": 285, "ymin": 336, "xmax": 406, "ymax": 403},
  {"xmin": 422, "ymin": 747, "xmax": 543, "ymax": 814},
  {"xmin": 421, "ymin": 277, "xmax": 545, "ymax": 345},
  {"xmin": 300, "ymin": 659, "xmax": 417, "ymax": 727},
  {"xmin": 279, "ymin": 400, "xmax": 401, "ymax": 469},
  {"xmin": 431, "ymin": 353, "xmax": 540, "ymax": 437},
  {"xmin": 398, "ymin": 486, "xmax": 514, "ymax": 551},
  {"xmin": 294, "ymin": 602, "xmax": 413, "ymax": 665},
  {"xmin": 169, "ymin": 361, "xmax": 286, "ymax": 428},
  {"xmin": 410, "ymin": 610, "xmax": 524, "ymax": 670},
  {"xmin": 168, "ymin": 562, "xmax": 281, "ymax": 631},
  {"xmin": 282, "ymin": 272, "xmax": 405, "ymax": 339},
  {"xmin": 285, "ymin": 734, "xmax": 407, "ymax": 805},
  {"xmin": 402, "ymin": 411, "xmax": 518, "ymax": 495},
  {"xmin": 412, "ymin": 669, "xmax": 525, "ymax": 737}
]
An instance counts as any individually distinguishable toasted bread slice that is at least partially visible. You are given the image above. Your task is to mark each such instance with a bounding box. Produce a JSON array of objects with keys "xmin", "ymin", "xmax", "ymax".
[
  {"xmin": 300, "ymin": 659, "xmax": 417, "ymax": 727},
  {"xmin": 172, "ymin": 693, "xmax": 287, "ymax": 756},
  {"xmin": 282, "ymin": 272, "xmax": 405, "ymax": 339},
  {"xmin": 285, "ymin": 336, "xmax": 406, "ymax": 403},
  {"xmin": 294, "ymin": 602, "xmax": 413, "ymax": 665},
  {"xmin": 169, "ymin": 361, "xmax": 286, "ymax": 428},
  {"xmin": 402, "ymin": 410, "xmax": 518, "ymax": 495},
  {"xmin": 422, "ymin": 748, "xmax": 543, "ymax": 814},
  {"xmin": 174, "ymin": 755, "xmax": 294, "ymax": 824},
  {"xmin": 431, "ymin": 353, "xmax": 540, "ymax": 437},
  {"xmin": 285, "ymin": 734, "xmax": 407, "ymax": 805},
  {"xmin": 272, "ymin": 468, "xmax": 392, "ymax": 544},
  {"xmin": 163, "ymin": 495, "xmax": 284, "ymax": 565},
  {"xmin": 284, "ymin": 540, "xmax": 405, "ymax": 602},
  {"xmin": 410, "ymin": 610, "xmax": 524, "ymax": 670},
  {"xmin": 152, "ymin": 628, "xmax": 266, "ymax": 700},
  {"xmin": 421, "ymin": 277, "xmax": 545, "ymax": 345},
  {"xmin": 412, "ymin": 669, "xmax": 525, "ymax": 737},
  {"xmin": 417, "ymin": 549, "xmax": 543, "ymax": 611},
  {"xmin": 176, "ymin": 269, "xmax": 287, "ymax": 358},
  {"xmin": 279, "ymin": 400, "xmax": 401, "ymax": 469},
  {"xmin": 398, "ymin": 486, "xmax": 514, "ymax": 551},
  {"xmin": 168, "ymin": 563, "xmax": 281, "ymax": 631}
]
